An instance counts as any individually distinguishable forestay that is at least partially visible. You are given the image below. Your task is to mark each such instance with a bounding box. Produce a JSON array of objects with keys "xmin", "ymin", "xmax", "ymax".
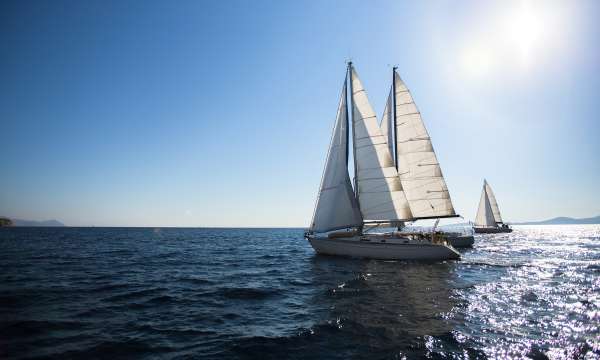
[
  {"xmin": 350, "ymin": 66, "xmax": 413, "ymax": 222},
  {"xmin": 310, "ymin": 81, "xmax": 363, "ymax": 233},
  {"xmin": 385, "ymin": 71, "xmax": 456, "ymax": 218},
  {"xmin": 484, "ymin": 180, "xmax": 503, "ymax": 223},
  {"xmin": 475, "ymin": 184, "xmax": 496, "ymax": 227}
]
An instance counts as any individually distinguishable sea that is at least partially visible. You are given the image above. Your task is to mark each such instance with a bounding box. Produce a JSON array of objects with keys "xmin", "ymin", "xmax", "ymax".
[{"xmin": 0, "ymin": 225, "xmax": 598, "ymax": 359}]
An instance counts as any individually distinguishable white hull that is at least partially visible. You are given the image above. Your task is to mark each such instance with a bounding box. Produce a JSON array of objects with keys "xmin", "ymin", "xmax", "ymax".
[
  {"xmin": 307, "ymin": 235, "xmax": 460, "ymax": 261},
  {"xmin": 446, "ymin": 234, "xmax": 475, "ymax": 248}
]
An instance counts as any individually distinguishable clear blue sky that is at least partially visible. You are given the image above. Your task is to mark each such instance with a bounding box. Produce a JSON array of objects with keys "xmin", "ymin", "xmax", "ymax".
[{"xmin": 1, "ymin": 0, "xmax": 599, "ymax": 226}]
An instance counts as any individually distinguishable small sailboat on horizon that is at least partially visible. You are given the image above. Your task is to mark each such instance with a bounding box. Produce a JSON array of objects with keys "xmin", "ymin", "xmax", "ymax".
[
  {"xmin": 473, "ymin": 180, "xmax": 512, "ymax": 233},
  {"xmin": 304, "ymin": 63, "xmax": 460, "ymax": 261}
]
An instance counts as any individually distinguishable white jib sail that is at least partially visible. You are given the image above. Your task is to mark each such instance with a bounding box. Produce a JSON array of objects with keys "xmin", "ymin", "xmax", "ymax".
[
  {"xmin": 390, "ymin": 71, "xmax": 456, "ymax": 218},
  {"xmin": 310, "ymin": 80, "xmax": 363, "ymax": 233},
  {"xmin": 380, "ymin": 87, "xmax": 394, "ymax": 158},
  {"xmin": 350, "ymin": 66, "xmax": 413, "ymax": 222},
  {"xmin": 484, "ymin": 180, "xmax": 503, "ymax": 223},
  {"xmin": 475, "ymin": 183, "xmax": 496, "ymax": 227}
]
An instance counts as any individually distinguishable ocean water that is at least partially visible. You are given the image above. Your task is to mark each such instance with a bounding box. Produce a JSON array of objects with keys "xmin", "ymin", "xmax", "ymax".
[{"xmin": 0, "ymin": 225, "xmax": 598, "ymax": 359}]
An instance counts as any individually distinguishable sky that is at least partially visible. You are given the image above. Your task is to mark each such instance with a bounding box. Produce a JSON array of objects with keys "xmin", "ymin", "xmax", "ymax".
[{"xmin": 1, "ymin": 0, "xmax": 599, "ymax": 227}]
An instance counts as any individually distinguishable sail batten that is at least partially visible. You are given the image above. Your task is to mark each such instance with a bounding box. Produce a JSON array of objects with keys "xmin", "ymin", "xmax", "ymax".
[
  {"xmin": 310, "ymin": 78, "xmax": 363, "ymax": 233},
  {"xmin": 350, "ymin": 66, "xmax": 413, "ymax": 222},
  {"xmin": 381, "ymin": 71, "xmax": 456, "ymax": 219}
]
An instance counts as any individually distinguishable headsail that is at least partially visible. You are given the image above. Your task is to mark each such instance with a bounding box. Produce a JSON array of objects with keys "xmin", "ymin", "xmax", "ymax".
[
  {"xmin": 380, "ymin": 87, "xmax": 394, "ymax": 159},
  {"xmin": 310, "ymin": 82, "xmax": 362, "ymax": 232},
  {"xmin": 350, "ymin": 65, "xmax": 413, "ymax": 222},
  {"xmin": 310, "ymin": 79, "xmax": 363, "ymax": 233},
  {"xmin": 484, "ymin": 180, "xmax": 503, "ymax": 223},
  {"xmin": 382, "ymin": 70, "xmax": 456, "ymax": 218},
  {"xmin": 474, "ymin": 183, "xmax": 496, "ymax": 227}
]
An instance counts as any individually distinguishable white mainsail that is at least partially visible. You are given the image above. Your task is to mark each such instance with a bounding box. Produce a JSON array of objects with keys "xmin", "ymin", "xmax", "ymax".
[
  {"xmin": 310, "ymin": 80, "xmax": 363, "ymax": 233},
  {"xmin": 382, "ymin": 70, "xmax": 456, "ymax": 218},
  {"xmin": 484, "ymin": 180, "xmax": 503, "ymax": 223},
  {"xmin": 350, "ymin": 66, "xmax": 413, "ymax": 222},
  {"xmin": 474, "ymin": 183, "xmax": 496, "ymax": 227}
]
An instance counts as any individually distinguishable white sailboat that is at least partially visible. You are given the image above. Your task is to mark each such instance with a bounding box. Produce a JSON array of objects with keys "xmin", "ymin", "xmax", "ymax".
[
  {"xmin": 473, "ymin": 180, "xmax": 512, "ymax": 233},
  {"xmin": 379, "ymin": 68, "xmax": 474, "ymax": 248},
  {"xmin": 305, "ymin": 63, "xmax": 460, "ymax": 261}
]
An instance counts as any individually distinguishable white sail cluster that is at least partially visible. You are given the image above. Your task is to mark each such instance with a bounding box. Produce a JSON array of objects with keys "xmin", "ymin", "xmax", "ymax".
[
  {"xmin": 381, "ymin": 71, "xmax": 456, "ymax": 219},
  {"xmin": 350, "ymin": 68, "xmax": 413, "ymax": 222},
  {"xmin": 310, "ymin": 64, "xmax": 456, "ymax": 233},
  {"xmin": 475, "ymin": 180, "xmax": 503, "ymax": 227}
]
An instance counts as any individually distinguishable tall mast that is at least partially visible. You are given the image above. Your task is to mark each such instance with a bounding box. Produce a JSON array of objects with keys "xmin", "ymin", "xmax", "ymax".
[
  {"xmin": 392, "ymin": 66, "xmax": 399, "ymax": 170},
  {"xmin": 348, "ymin": 62, "xmax": 359, "ymax": 201},
  {"xmin": 344, "ymin": 77, "xmax": 349, "ymax": 167}
]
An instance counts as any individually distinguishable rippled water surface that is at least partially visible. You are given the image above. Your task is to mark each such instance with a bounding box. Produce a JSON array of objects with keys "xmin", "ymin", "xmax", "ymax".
[{"xmin": 1, "ymin": 225, "xmax": 599, "ymax": 359}]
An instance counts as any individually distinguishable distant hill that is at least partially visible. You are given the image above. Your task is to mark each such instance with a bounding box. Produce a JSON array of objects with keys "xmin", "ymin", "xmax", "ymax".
[
  {"xmin": 516, "ymin": 215, "xmax": 600, "ymax": 225},
  {"xmin": 9, "ymin": 218, "xmax": 65, "ymax": 227}
]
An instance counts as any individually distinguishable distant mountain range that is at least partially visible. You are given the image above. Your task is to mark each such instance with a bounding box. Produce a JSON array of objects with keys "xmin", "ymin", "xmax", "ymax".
[
  {"xmin": 3, "ymin": 218, "xmax": 65, "ymax": 227},
  {"xmin": 515, "ymin": 215, "xmax": 600, "ymax": 225}
]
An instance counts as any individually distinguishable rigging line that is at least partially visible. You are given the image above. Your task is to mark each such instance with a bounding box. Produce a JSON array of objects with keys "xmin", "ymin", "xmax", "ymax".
[
  {"xmin": 348, "ymin": 62, "xmax": 360, "ymax": 208},
  {"xmin": 395, "ymin": 111, "xmax": 421, "ymax": 116},
  {"xmin": 402, "ymin": 176, "xmax": 444, "ymax": 180},
  {"xmin": 392, "ymin": 66, "xmax": 398, "ymax": 171},
  {"xmin": 359, "ymin": 175, "xmax": 406, "ymax": 181},
  {"xmin": 405, "ymin": 184, "xmax": 447, "ymax": 191},
  {"xmin": 353, "ymin": 115, "xmax": 377, "ymax": 121},
  {"xmin": 396, "ymin": 137, "xmax": 431, "ymax": 144},
  {"xmin": 354, "ymin": 134, "xmax": 386, "ymax": 140},
  {"xmin": 405, "ymin": 186, "xmax": 443, "ymax": 193},
  {"xmin": 354, "ymin": 141, "xmax": 390, "ymax": 150}
]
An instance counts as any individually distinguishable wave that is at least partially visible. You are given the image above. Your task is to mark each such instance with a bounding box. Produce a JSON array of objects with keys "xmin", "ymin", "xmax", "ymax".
[
  {"xmin": 217, "ymin": 287, "xmax": 280, "ymax": 300},
  {"xmin": 103, "ymin": 288, "xmax": 165, "ymax": 303},
  {"xmin": 60, "ymin": 338, "xmax": 175, "ymax": 358},
  {"xmin": 0, "ymin": 319, "xmax": 87, "ymax": 338}
]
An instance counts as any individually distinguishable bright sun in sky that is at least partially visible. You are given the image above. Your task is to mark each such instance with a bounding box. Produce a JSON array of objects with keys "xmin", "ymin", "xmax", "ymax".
[{"xmin": 460, "ymin": 0, "xmax": 567, "ymax": 78}]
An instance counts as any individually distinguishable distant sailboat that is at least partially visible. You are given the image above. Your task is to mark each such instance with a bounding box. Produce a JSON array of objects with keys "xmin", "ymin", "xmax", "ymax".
[
  {"xmin": 473, "ymin": 180, "xmax": 512, "ymax": 233},
  {"xmin": 379, "ymin": 68, "xmax": 474, "ymax": 248},
  {"xmin": 305, "ymin": 63, "xmax": 460, "ymax": 261}
]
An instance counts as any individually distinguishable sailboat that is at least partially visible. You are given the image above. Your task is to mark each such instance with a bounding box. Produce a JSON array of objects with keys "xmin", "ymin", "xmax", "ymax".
[
  {"xmin": 304, "ymin": 63, "xmax": 460, "ymax": 261},
  {"xmin": 379, "ymin": 67, "xmax": 474, "ymax": 248},
  {"xmin": 473, "ymin": 180, "xmax": 512, "ymax": 233}
]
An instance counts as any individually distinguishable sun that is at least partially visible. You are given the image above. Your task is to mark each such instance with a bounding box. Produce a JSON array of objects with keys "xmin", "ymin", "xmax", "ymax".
[
  {"xmin": 459, "ymin": 0, "xmax": 565, "ymax": 78},
  {"xmin": 506, "ymin": 1, "xmax": 543, "ymax": 67}
]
